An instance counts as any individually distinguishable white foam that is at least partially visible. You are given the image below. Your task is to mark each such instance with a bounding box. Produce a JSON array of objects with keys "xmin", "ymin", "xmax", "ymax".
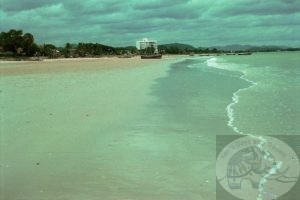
[
  {"xmin": 186, "ymin": 64, "xmax": 199, "ymax": 69},
  {"xmin": 206, "ymin": 57, "xmax": 277, "ymax": 200},
  {"xmin": 206, "ymin": 57, "xmax": 220, "ymax": 69},
  {"xmin": 206, "ymin": 57, "xmax": 256, "ymax": 135}
]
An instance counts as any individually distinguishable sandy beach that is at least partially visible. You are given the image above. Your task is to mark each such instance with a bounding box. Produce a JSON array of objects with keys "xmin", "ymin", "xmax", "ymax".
[
  {"xmin": 0, "ymin": 56, "xmax": 166, "ymax": 76},
  {"xmin": 1, "ymin": 55, "xmax": 184, "ymax": 200},
  {"xmin": 1, "ymin": 0, "xmax": 299, "ymax": 198},
  {"xmin": 1, "ymin": 52, "xmax": 299, "ymax": 200}
]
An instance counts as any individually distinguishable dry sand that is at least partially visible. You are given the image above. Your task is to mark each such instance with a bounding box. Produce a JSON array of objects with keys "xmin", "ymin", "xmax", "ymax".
[{"xmin": 0, "ymin": 56, "xmax": 164, "ymax": 76}]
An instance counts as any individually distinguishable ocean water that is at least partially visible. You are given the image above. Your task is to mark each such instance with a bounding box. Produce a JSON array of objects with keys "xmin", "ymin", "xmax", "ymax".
[
  {"xmin": 0, "ymin": 52, "xmax": 299, "ymax": 200},
  {"xmin": 205, "ymin": 52, "xmax": 300, "ymax": 200},
  {"xmin": 210, "ymin": 52, "xmax": 300, "ymax": 136}
]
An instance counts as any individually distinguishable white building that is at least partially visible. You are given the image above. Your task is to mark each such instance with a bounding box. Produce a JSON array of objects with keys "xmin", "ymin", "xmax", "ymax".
[{"xmin": 136, "ymin": 38, "xmax": 158, "ymax": 53}]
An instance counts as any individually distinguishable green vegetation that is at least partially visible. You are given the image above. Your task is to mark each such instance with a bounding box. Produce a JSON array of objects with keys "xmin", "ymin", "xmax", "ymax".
[
  {"xmin": 115, "ymin": 46, "xmax": 138, "ymax": 56},
  {"xmin": 158, "ymin": 44, "xmax": 220, "ymax": 54},
  {"xmin": 0, "ymin": 29, "xmax": 39, "ymax": 56},
  {"xmin": 0, "ymin": 29, "xmax": 134, "ymax": 59},
  {"xmin": 75, "ymin": 43, "xmax": 117, "ymax": 57}
]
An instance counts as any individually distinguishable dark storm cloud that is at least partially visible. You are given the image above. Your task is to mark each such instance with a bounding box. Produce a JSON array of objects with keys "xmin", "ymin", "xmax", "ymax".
[
  {"xmin": 0, "ymin": 0, "xmax": 299, "ymax": 46},
  {"xmin": 1, "ymin": 0, "xmax": 60, "ymax": 12},
  {"xmin": 212, "ymin": 0, "xmax": 300, "ymax": 16},
  {"xmin": 132, "ymin": 0, "xmax": 190, "ymax": 10}
]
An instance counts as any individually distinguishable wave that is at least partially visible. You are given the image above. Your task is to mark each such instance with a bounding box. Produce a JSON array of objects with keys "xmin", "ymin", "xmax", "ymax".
[
  {"xmin": 226, "ymin": 73, "xmax": 258, "ymax": 135},
  {"xmin": 206, "ymin": 57, "xmax": 257, "ymax": 135},
  {"xmin": 206, "ymin": 57, "xmax": 281, "ymax": 200}
]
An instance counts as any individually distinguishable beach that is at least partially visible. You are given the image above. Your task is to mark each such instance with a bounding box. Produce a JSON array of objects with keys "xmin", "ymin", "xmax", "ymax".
[
  {"xmin": 1, "ymin": 52, "xmax": 299, "ymax": 200},
  {"xmin": 0, "ymin": 56, "xmax": 184, "ymax": 200},
  {"xmin": 0, "ymin": 57, "xmax": 168, "ymax": 76}
]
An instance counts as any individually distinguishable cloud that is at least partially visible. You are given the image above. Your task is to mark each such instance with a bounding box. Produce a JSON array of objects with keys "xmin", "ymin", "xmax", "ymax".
[
  {"xmin": 0, "ymin": 0, "xmax": 299, "ymax": 47},
  {"xmin": 132, "ymin": 0, "xmax": 190, "ymax": 10},
  {"xmin": 210, "ymin": 0, "xmax": 300, "ymax": 16},
  {"xmin": 1, "ymin": 0, "xmax": 60, "ymax": 12}
]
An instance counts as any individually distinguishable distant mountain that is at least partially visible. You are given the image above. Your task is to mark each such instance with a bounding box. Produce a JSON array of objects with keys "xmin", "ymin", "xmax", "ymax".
[
  {"xmin": 123, "ymin": 46, "xmax": 137, "ymax": 49},
  {"xmin": 116, "ymin": 45, "xmax": 137, "ymax": 50},
  {"xmin": 159, "ymin": 43, "xmax": 196, "ymax": 50},
  {"xmin": 212, "ymin": 44, "xmax": 253, "ymax": 51},
  {"xmin": 247, "ymin": 45, "xmax": 290, "ymax": 52},
  {"xmin": 148, "ymin": 43, "xmax": 296, "ymax": 54},
  {"xmin": 212, "ymin": 44, "xmax": 290, "ymax": 52}
]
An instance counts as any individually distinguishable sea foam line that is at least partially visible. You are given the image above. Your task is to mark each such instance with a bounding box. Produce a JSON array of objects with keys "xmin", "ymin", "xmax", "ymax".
[
  {"xmin": 206, "ymin": 57, "xmax": 257, "ymax": 135},
  {"xmin": 226, "ymin": 73, "xmax": 258, "ymax": 135},
  {"xmin": 206, "ymin": 57, "xmax": 281, "ymax": 200}
]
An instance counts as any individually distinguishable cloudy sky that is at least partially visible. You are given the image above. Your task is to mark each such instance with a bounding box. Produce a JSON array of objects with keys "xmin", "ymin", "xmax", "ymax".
[{"xmin": 1, "ymin": 0, "xmax": 299, "ymax": 47}]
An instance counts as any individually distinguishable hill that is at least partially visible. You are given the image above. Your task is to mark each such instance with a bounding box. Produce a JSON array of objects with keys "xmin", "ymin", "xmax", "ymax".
[
  {"xmin": 159, "ymin": 43, "xmax": 196, "ymax": 50},
  {"xmin": 212, "ymin": 44, "xmax": 290, "ymax": 52}
]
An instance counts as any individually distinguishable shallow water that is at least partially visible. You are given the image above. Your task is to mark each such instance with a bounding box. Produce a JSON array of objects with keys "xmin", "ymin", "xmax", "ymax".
[
  {"xmin": 219, "ymin": 52, "xmax": 300, "ymax": 136},
  {"xmin": 1, "ymin": 52, "xmax": 299, "ymax": 200}
]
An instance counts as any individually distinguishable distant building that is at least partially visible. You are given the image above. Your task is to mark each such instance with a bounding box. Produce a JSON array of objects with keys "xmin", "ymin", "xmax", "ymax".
[{"xmin": 136, "ymin": 38, "xmax": 158, "ymax": 53}]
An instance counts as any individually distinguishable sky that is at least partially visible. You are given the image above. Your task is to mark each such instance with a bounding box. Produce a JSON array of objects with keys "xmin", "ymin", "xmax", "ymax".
[{"xmin": 1, "ymin": 0, "xmax": 300, "ymax": 47}]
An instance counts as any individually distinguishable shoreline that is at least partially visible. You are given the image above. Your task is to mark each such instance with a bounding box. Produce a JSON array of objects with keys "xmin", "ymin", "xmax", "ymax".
[
  {"xmin": 0, "ymin": 53, "xmax": 173, "ymax": 200},
  {"xmin": 0, "ymin": 56, "xmax": 172, "ymax": 76}
]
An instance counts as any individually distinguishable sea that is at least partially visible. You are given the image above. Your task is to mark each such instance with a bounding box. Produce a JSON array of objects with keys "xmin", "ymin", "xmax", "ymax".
[{"xmin": 0, "ymin": 52, "xmax": 299, "ymax": 200}]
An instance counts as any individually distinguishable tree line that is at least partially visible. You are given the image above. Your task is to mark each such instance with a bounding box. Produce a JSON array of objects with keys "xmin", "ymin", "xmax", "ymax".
[
  {"xmin": 0, "ymin": 29, "xmax": 223, "ymax": 59},
  {"xmin": 158, "ymin": 46, "xmax": 220, "ymax": 54},
  {"xmin": 3, "ymin": 29, "xmax": 295, "ymax": 59},
  {"xmin": 0, "ymin": 29, "xmax": 39, "ymax": 56},
  {"xmin": 0, "ymin": 29, "xmax": 134, "ymax": 58}
]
